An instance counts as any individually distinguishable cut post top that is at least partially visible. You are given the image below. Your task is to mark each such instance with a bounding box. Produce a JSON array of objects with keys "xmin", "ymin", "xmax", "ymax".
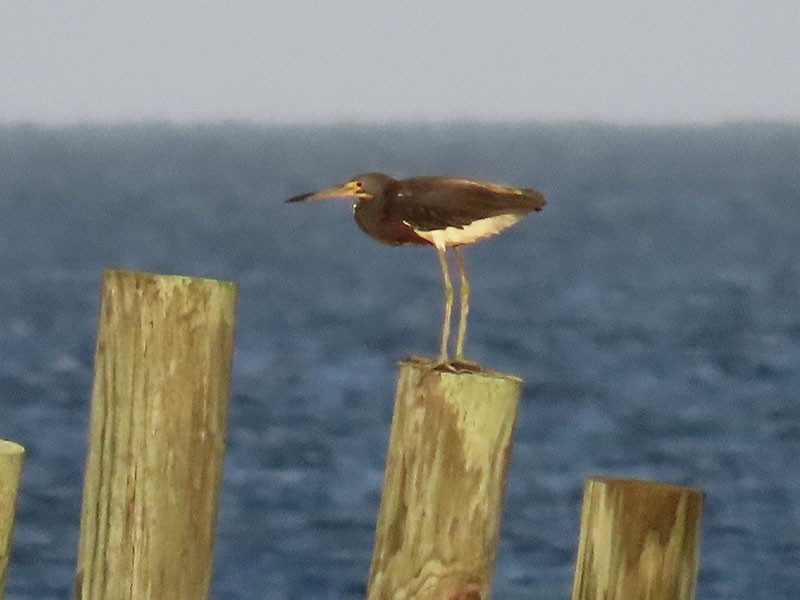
[
  {"xmin": 102, "ymin": 267, "xmax": 236, "ymax": 289},
  {"xmin": 585, "ymin": 476, "xmax": 705, "ymax": 498},
  {"xmin": 0, "ymin": 441, "xmax": 25, "ymax": 458}
]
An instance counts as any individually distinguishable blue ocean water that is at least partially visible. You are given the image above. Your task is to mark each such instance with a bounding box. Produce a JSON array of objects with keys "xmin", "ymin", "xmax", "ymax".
[{"xmin": 0, "ymin": 122, "xmax": 798, "ymax": 599}]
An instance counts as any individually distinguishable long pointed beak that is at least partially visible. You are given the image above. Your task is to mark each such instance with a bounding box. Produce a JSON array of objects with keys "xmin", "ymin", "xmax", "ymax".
[{"xmin": 287, "ymin": 181, "xmax": 359, "ymax": 203}]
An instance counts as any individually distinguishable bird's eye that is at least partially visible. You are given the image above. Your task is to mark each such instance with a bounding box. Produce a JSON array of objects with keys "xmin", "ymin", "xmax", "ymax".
[{"xmin": 356, "ymin": 181, "xmax": 363, "ymax": 188}]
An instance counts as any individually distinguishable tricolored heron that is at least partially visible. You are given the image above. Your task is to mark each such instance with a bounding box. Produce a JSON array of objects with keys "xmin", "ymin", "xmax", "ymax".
[{"xmin": 288, "ymin": 173, "xmax": 546, "ymax": 365}]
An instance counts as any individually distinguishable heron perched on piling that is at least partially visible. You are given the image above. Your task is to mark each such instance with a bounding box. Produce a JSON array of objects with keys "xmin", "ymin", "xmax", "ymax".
[{"xmin": 288, "ymin": 173, "xmax": 546, "ymax": 366}]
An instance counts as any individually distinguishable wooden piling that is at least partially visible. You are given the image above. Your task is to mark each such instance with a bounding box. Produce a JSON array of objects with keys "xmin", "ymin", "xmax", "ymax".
[
  {"xmin": 74, "ymin": 269, "xmax": 237, "ymax": 600},
  {"xmin": 571, "ymin": 476, "xmax": 704, "ymax": 600},
  {"xmin": 367, "ymin": 357, "xmax": 522, "ymax": 600},
  {"xmin": 0, "ymin": 440, "xmax": 25, "ymax": 600}
]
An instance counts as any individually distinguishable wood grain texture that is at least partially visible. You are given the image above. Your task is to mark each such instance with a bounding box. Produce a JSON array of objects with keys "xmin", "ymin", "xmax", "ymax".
[
  {"xmin": 0, "ymin": 440, "xmax": 25, "ymax": 600},
  {"xmin": 74, "ymin": 269, "xmax": 237, "ymax": 600},
  {"xmin": 367, "ymin": 357, "xmax": 522, "ymax": 600},
  {"xmin": 571, "ymin": 477, "xmax": 704, "ymax": 600}
]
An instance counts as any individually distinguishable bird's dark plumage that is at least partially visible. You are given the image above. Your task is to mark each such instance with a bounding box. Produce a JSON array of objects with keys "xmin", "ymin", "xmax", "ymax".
[{"xmin": 391, "ymin": 177, "xmax": 543, "ymax": 226}]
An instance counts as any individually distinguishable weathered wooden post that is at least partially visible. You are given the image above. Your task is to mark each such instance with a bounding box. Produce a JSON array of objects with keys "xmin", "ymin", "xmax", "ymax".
[
  {"xmin": 74, "ymin": 269, "xmax": 237, "ymax": 600},
  {"xmin": 0, "ymin": 440, "xmax": 25, "ymax": 600},
  {"xmin": 571, "ymin": 476, "xmax": 704, "ymax": 600},
  {"xmin": 367, "ymin": 356, "xmax": 521, "ymax": 600}
]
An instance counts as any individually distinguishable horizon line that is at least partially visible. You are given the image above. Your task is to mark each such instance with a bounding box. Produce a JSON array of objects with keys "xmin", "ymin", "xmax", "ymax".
[{"xmin": 2, "ymin": 115, "xmax": 799, "ymax": 129}]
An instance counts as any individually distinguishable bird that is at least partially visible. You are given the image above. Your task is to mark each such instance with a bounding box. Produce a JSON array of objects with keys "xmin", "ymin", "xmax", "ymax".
[{"xmin": 288, "ymin": 173, "xmax": 546, "ymax": 366}]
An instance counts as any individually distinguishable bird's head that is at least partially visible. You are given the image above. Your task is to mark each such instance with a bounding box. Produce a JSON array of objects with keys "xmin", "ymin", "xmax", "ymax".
[{"xmin": 287, "ymin": 172, "xmax": 395, "ymax": 203}]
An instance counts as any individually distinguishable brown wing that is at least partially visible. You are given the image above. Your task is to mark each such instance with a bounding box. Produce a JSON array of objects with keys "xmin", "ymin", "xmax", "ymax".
[{"xmin": 386, "ymin": 177, "xmax": 546, "ymax": 231}]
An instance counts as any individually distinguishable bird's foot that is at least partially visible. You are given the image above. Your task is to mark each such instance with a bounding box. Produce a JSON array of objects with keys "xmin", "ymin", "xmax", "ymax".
[
  {"xmin": 404, "ymin": 354, "xmax": 485, "ymax": 374},
  {"xmin": 449, "ymin": 356, "xmax": 485, "ymax": 373},
  {"xmin": 432, "ymin": 356, "xmax": 485, "ymax": 374}
]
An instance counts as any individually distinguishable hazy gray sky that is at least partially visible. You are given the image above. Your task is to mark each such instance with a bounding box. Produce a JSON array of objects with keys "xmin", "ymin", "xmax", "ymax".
[{"xmin": 2, "ymin": 1, "xmax": 799, "ymax": 123}]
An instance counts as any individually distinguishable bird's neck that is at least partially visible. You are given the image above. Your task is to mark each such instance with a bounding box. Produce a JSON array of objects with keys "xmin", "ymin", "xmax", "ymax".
[{"xmin": 352, "ymin": 199, "xmax": 381, "ymax": 234}]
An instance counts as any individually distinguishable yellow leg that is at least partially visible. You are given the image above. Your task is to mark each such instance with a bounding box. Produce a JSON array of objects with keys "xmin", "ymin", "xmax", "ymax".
[
  {"xmin": 435, "ymin": 245, "xmax": 453, "ymax": 364},
  {"xmin": 453, "ymin": 247, "xmax": 469, "ymax": 361}
]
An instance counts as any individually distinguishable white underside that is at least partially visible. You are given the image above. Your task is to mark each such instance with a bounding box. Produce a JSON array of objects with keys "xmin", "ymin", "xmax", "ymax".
[{"xmin": 410, "ymin": 213, "xmax": 523, "ymax": 249}]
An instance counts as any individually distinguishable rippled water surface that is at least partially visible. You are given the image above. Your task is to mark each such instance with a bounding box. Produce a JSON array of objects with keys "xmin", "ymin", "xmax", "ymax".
[{"xmin": 1, "ymin": 122, "xmax": 799, "ymax": 598}]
